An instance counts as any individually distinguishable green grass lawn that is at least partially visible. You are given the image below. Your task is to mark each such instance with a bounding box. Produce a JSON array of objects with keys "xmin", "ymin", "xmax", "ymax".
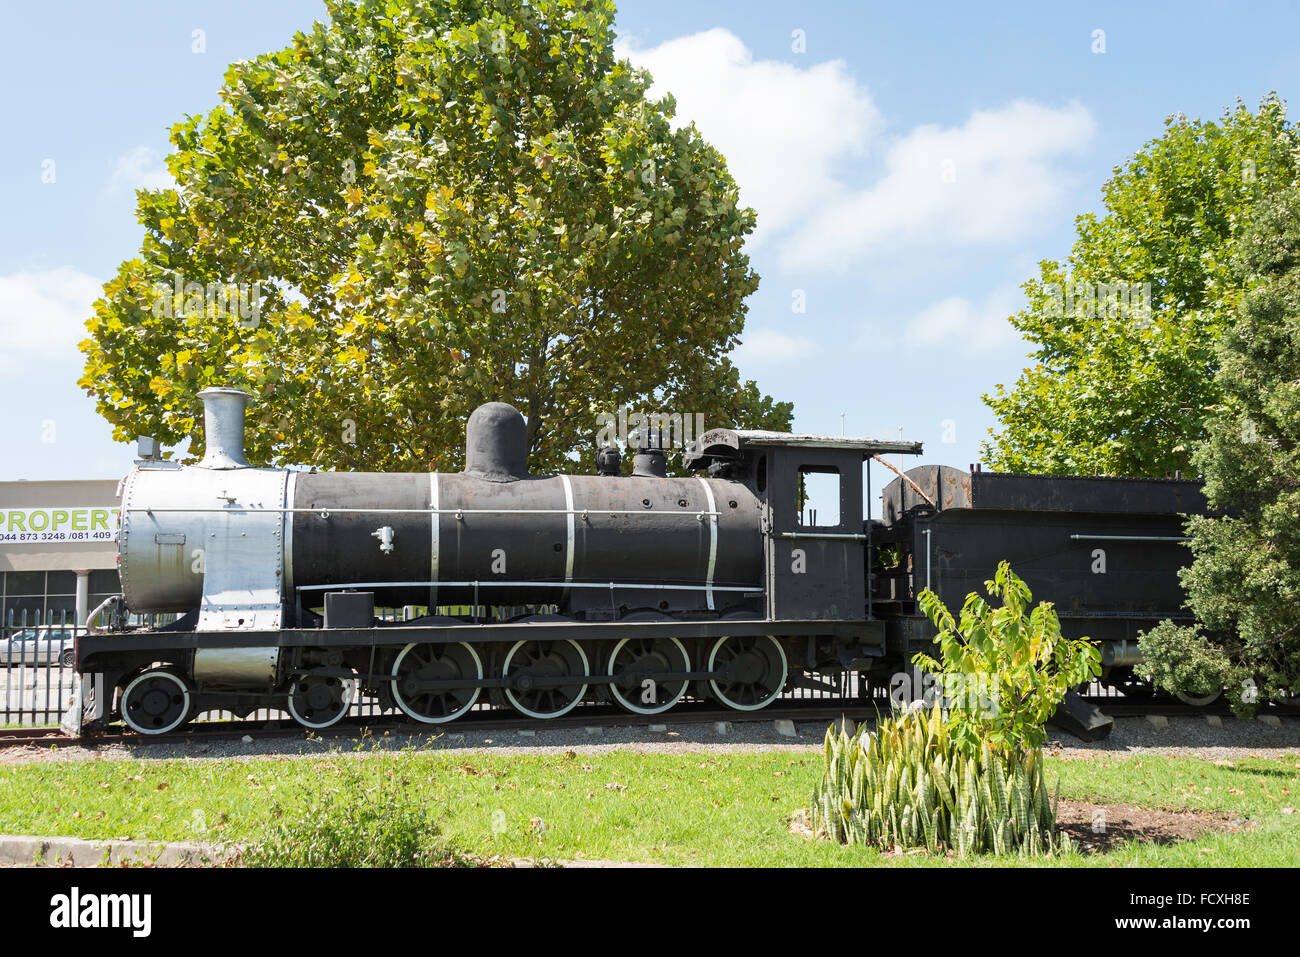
[{"xmin": 1, "ymin": 743, "xmax": 1296, "ymax": 866}]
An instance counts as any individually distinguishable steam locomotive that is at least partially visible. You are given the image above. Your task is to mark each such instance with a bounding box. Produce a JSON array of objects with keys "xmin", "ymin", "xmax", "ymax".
[{"xmin": 72, "ymin": 387, "xmax": 1205, "ymax": 734}]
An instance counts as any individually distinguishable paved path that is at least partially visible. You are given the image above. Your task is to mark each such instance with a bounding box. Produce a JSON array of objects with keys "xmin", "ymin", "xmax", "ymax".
[
  {"xmin": 0, "ymin": 833, "xmax": 233, "ymax": 867},
  {"xmin": 0, "ymin": 834, "xmax": 659, "ymax": 868}
]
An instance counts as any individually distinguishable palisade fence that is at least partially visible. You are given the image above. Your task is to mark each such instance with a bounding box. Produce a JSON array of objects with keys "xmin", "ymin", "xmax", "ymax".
[
  {"xmin": 2, "ymin": 605, "xmax": 1125, "ymax": 730},
  {"xmin": 1, "ymin": 607, "xmax": 177, "ymax": 727},
  {"xmin": 1, "ymin": 609, "xmax": 82, "ymax": 727}
]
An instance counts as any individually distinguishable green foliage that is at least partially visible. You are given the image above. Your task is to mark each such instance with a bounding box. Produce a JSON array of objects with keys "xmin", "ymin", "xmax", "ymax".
[
  {"xmin": 875, "ymin": 542, "xmax": 902, "ymax": 570},
  {"xmin": 1144, "ymin": 186, "xmax": 1300, "ymax": 707},
  {"xmin": 983, "ymin": 96, "xmax": 1300, "ymax": 477},
  {"xmin": 809, "ymin": 706, "xmax": 1071, "ymax": 857},
  {"xmin": 243, "ymin": 753, "xmax": 465, "ymax": 868},
  {"xmin": 915, "ymin": 561, "xmax": 1101, "ymax": 754},
  {"xmin": 1135, "ymin": 619, "xmax": 1233, "ymax": 704},
  {"xmin": 828, "ymin": 563, "xmax": 1096, "ymax": 857},
  {"xmin": 79, "ymin": 0, "xmax": 791, "ymax": 473}
]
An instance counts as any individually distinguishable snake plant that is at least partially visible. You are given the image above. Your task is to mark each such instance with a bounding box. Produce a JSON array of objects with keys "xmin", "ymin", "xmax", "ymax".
[{"xmin": 809, "ymin": 704, "xmax": 1071, "ymax": 857}]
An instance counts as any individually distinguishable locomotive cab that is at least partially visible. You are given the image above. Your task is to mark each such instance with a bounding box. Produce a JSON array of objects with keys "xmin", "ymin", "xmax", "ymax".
[{"xmin": 687, "ymin": 429, "xmax": 920, "ymax": 623}]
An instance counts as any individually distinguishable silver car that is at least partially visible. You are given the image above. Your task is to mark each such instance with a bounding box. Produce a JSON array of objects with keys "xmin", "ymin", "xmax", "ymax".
[{"xmin": 2, "ymin": 627, "xmax": 75, "ymax": 669}]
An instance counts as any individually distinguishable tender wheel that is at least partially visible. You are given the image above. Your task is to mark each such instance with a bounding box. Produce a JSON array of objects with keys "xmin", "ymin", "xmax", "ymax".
[
  {"xmin": 708, "ymin": 635, "xmax": 787, "ymax": 711},
  {"xmin": 607, "ymin": 637, "xmax": 690, "ymax": 715},
  {"xmin": 390, "ymin": 642, "xmax": 483, "ymax": 724},
  {"xmin": 1174, "ymin": 687, "xmax": 1223, "ymax": 707},
  {"xmin": 1113, "ymin": 669, "xmax": 1155, "ymax": 700},
  {"xmin": 503, "ymin": 639, "xmax": 589, "ymax": 719},
  {"xmin": 287, "ymin": 671, "xmax": 357, "ymax": 729},
  {"xmin": 121, "ymin": 669, "xmax": 192, "ymax": 735}
]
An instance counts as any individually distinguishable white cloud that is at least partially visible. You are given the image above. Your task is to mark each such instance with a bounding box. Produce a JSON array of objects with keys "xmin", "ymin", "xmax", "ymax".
[
  {"xmin": 784, "ymin": 101, "xmax": 1096, "ymax": 270},
  {"xmin": 0, "ymin": 268, "xmax": 103, "ymax": 372},
  {"xmin": 902, "ymin": 287, "xmax": 1023, "ymax": 354},
  {"xmin": 618, "ymin": 30, "xmax": 1095, "ymax": 272},
  {"xmin": 732, "ymin": 327, "xmax": 814, "ymax": 364},
  {"xmin": 109, "ymin": 145, "xmax": 176, "ymax": 193},
  {"xmin": 617, "ymin": 29, "xmax": 881, "ymax": 245}
]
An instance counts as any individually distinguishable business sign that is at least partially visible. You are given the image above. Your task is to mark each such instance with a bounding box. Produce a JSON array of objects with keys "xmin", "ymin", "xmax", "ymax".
[{"xmin": 0, "ymin": 507, "xmax": 119, "ymax": 545}]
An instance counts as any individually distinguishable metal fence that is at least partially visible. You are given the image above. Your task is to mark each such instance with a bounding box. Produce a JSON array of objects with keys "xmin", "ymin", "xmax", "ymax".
[
  {"xmin": 1, "ymin": 609, "xmax": 81, "ymax": 727},
  {"xmin": 1, "ymin": 607, "xmax": 174, "ymax": 727}
]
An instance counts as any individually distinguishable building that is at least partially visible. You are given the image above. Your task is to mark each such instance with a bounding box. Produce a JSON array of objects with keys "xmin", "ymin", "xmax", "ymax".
[{"xmin": 0, "ymin": 479, "xmax": 121, "ymax": 628}]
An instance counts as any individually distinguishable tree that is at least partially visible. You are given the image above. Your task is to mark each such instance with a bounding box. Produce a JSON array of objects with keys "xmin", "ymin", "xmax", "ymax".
[
  {"xmin": 982, "ymin": 97, "xmax": 1299, "ymax": 477},
  {"xmin": 79, "ymin": 0, "xmax": 791, "ymax": 473},
  {"xmin": 1139, "ymin": 187, "xmax": 1300, "ymax": 708}
]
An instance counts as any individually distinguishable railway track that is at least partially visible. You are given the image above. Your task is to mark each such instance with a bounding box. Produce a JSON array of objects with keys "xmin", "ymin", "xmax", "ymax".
[
  {"xmin": 1, "ymin": 701, "xmax": 871, "ymax": 749},
  {"xmin": 0, "ymin": 726, "xmax": 80, "ymax": 748},
  {"xmin": 1, "ymin": 696, "xmax": 1295, "ymax": 750}
]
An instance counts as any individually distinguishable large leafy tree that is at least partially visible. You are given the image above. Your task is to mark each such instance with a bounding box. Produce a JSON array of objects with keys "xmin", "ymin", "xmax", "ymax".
[
  {"xmin": 80, "ymin": 0, "xmax": 791, "ymax": 473},
  {"xmin": 1139, "ymin": 187, "xmax": 1300, "ymax": 708},
  {"xmin": 982, "ymin": 97, "xmax": 1299, "ymax": 477}
]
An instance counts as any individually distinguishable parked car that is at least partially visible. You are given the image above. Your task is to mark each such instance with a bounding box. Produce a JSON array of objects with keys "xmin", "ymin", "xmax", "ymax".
[{"xmin": 2, "ymin": 627, "xmax": 75, "ymax": 669}]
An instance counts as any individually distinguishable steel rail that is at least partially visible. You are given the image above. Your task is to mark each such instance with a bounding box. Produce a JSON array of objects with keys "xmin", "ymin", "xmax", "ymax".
[{"xmin": 0, "ymin": 701, "xmax": 877, "ymax": 749}]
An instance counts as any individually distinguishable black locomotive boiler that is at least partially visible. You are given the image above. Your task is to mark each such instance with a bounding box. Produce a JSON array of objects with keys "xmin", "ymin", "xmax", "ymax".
[{"xmin": 73, "ymin": 387, "xmax": 1208, "ymax": 735}]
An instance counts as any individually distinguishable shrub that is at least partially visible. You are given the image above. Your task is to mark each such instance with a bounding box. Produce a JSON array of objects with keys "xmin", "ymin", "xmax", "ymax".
[
  {"xmin": 914, "ymin": 560, "xmax": 1101, "ymax": 755},
  {"xmin": 243, "ymin": 757, "xmax": 466, "ymax": 868},
  {"xmin": 809, "ymin": 561, "xmax": 1093, "ymax": 856},
  {"xmin": 1136, "ymin": 620, "xmax": 1237, "ymax": 708},
  {"xmin": 1166, "ymin": 186, "xmax": 1300, "ymax": 708}
]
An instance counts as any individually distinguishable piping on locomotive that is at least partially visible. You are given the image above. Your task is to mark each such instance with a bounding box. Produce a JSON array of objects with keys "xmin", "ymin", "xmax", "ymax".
[{"xmin": 70, "ymin": 387, "xmax": 1208, "ymax": 734}]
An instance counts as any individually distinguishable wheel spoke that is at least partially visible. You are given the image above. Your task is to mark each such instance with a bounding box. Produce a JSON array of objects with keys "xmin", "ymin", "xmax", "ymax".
[
  {"xmin": 391, "ymin": 642, "xmax": 483, "ymax": 724},
  {"xmin": 607, "ymin": 636, "xmax": 689, "ymax": 716},
  {"xmin": 709, "ymin": 636, "xmax": 787, "ymax": 712},
  {"xmin": 504, "ymin": 639, "xmax": 589, "ymax": 719}
]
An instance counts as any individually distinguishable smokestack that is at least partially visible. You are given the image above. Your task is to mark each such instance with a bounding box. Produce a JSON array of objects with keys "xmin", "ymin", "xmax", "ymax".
[{"xmin": 196, "ymin": 387, "xmax": 251, "ymax": 469}]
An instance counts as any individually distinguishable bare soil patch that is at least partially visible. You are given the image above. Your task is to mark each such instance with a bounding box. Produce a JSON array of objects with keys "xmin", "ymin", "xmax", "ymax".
[{"xmin": 1053, "ymin": 799, "xmax": 1249, "ymax": 853}]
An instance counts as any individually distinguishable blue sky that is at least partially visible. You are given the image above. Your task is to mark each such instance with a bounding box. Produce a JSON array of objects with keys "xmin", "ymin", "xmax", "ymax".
[{"xmin": 2, "ymin": 0, "xmax": 1298, "ymax": 492}]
